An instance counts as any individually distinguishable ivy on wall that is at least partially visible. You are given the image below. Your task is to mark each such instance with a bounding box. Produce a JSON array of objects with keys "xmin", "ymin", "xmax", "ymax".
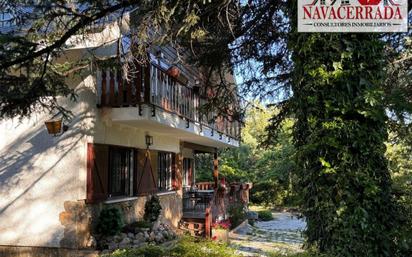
[{"xmin": 289, "ymin": 32, "xmax": 400, "ymax": 257}]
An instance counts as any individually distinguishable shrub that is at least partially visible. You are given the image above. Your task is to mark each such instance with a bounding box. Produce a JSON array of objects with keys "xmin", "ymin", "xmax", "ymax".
[
  {"xmin": 258, "ymin": 210, "xmax": 274, "ymax": 221},
  {"xmin": 96, "ymin": 207, "xmax": 124, "ymax": 236},
  {"xmin": 144, "ymin": 195, "xmax": 162, "ymax": 222},
  {"xmin": 228, "ymin": 203, "xmax": 246, "ymax": 229}
]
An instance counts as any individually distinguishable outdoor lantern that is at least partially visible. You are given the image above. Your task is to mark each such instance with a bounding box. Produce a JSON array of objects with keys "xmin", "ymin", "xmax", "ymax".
[
  {"xmin": 44, "ymin": 119, "xmax": 67, "ymax": 136},
  {"xmin": 145, "ymin": 134, "xmax": 153, "ymax": 148}
]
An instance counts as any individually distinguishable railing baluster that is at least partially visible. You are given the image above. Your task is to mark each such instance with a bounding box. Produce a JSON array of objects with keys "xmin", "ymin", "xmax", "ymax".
[
  {"xmin": 144, "ymin": 65, "xmax": 150, "ymax": 103},
  {"xmin": 101, "ymin": 70, "xmax": 107, "ymax": 106},
  {"xmin": 117, "ymin": 70, "xmax": 123, "ymax": 106},
  {"xmin": 109, "ymin": 70, "xmax": 115, "ymax": 106}
]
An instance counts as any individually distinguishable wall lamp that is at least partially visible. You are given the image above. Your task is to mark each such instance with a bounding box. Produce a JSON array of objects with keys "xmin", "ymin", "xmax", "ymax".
[
  {"xmin": 145, "ymin": 134, "xmax": 153, "ymax": 148},
  {"xmin": 44, "ymin": 119, "xmax": 68, "ymax": 137}
]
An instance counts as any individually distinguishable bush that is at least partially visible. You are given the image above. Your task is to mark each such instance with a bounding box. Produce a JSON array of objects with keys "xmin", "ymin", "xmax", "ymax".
[
  {"xmin": 144, "ymin": 195, "xmax": 162, "ymax": 222},
  {"xmin": 258, "ymin": 210, "xmax": 274, "ymax": 221},
  {"xmin": 228, "ymin": 203, "xmax": 246, "ymax": 229},
  {"xmin": 96, "ymin": 207, "xmax": 124, "ymax": 236}
]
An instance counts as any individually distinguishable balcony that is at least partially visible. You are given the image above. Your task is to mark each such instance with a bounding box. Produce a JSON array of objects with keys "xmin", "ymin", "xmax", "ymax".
[{"xmin": 96, "ymin": 62, "xmax": 241, "ymax": 146}]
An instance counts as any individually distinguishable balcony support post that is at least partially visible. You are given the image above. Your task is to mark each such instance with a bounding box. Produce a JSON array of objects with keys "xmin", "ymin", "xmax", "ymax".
[{"xmin": 213, "ymin": 151, "xmax": 218, "ymax": 188}]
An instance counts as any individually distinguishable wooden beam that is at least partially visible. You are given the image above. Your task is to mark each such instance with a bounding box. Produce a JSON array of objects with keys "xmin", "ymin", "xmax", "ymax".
[
  {"xmin": 182, "ymin": 142, "xmax": 216, "ymax": 153},
  {"xmin": 213, "ymin": 152, "xmax": 218, "ymax": 188}
]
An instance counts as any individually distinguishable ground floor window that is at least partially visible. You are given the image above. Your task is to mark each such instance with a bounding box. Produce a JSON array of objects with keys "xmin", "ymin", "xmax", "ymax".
[
  {"xmin": 158, "ymin": 152, "xmax": 173, "ymax": 191},
  {"xmin": 109, "ymin": 147, "xmax": 135, "ymax": 197}
]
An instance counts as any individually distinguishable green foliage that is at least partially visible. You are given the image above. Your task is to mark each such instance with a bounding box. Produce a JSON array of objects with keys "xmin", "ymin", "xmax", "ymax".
[
  {"xmin": 102, "ymin": 245, "xmax": 165, "ymax": 257},
  {"xmin": 228, "ymin": 203, "xmax": 247, "ymax": 229},
  {"xmin": 267, "ymin": 251, "xmax": 331, "ymax": 257},
  {"xmin": 196, "ymin": 105, "xmax": 298, "ymax": 207},
  {"xmin": 387, "ymin": 136, "xmax": 412, "ymax": 256},
  {"xmin": 144, "ymin": 195, "xmax": 162, "ymax": 223},
  {"xmin": 289, "ymin": 32, "xmax": 400, "ymax": 257},
  {"xmin": 257, "ymin": 210, "xmax": 274, "ymax": 221},
  {"xmin": 100, "ymin": 236, "xmax": 238, "ymax": 257},
  {"xmin": 169, "ymin": 236, "xmax": 237, "ymax": 257},
  {"xmin": 96, "ymin": 207, "xmax": 124, "ymax": 236}
]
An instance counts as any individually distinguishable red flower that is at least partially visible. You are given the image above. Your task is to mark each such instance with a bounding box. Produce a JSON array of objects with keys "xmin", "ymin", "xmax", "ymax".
[{"xmin": 212, "ymin": 219, "xmax": 231, "ymax": 230}]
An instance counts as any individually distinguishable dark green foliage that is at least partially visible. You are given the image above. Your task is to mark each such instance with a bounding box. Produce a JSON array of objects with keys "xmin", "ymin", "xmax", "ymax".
[
  {"xmin": 289, "ymin": 31, "xmax": 400, "ymax": 257},
  {"xmin": 228, "ymin": 203, "xmax": 247, "ymax": 229},
  {"xmin": 144, "ymin": 195, "xmax": 162, "ymax": 223},
  {"xmin": 257, "ymin": 210, "xmax": 273, "ymax": 221},
  {"xmin": 96, "ymin": 207, "xmax": 124, "ymax": 236}
]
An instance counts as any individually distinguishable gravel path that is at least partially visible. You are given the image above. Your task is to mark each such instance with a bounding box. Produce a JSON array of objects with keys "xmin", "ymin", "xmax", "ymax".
[{"xmin": 229, "ymin": 212, "xmax": 306, "ymax": 256}]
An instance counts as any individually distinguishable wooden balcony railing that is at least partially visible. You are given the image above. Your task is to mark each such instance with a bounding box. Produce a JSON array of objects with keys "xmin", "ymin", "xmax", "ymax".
[{"xmin": 97, "ymin": 63, "xmax": 241, "ymax": 140}]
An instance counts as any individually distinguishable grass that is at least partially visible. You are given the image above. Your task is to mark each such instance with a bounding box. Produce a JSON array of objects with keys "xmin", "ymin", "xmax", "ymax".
[
  {"xmin": 101, "ymin": 236, "xmax": 238, "ymax": 257},
  {"xmin": 267, "ymin": 252, "xmax": 333, "ymax": 257}
]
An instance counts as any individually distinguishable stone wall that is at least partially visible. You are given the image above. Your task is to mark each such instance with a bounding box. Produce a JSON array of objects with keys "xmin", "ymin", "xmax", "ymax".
[
  {"xmin": 0, "ymin": 246, "xmax": 99, "ymax": 257},
  {"xmin": 56, "ymin": 191, "xmax": 183, "ymax": 250}
]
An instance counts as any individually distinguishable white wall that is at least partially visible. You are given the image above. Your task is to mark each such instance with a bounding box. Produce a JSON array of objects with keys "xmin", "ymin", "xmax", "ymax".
[
  {"xmin": 0, "ymin": 86, "xmax": 89, "ymax": 247},
  {"xmin": 0, "ymin": 70, "xmax": 184, "ymax": 248}
]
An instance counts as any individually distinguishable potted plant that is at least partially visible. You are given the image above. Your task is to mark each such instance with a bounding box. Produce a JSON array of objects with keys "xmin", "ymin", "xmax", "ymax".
[
  {"xmin": 211, "ymin": 219, "xmax": 231, "ymax": 243},
  {"xmin": 166, "ymin": 65, "xmax": 180, "ymax": 78}
]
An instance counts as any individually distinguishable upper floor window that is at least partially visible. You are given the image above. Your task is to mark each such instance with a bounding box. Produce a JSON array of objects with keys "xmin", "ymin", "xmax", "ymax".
[
  {"xmin": 157, "ymin": 152, "xmax": 174, "ymax": 192},
  {"xmin": 109, "ymin": 147, "xmax": 135, "ymax": 197}
]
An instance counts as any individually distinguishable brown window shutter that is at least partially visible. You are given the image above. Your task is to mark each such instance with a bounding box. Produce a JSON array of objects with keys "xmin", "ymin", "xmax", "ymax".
[
  {"xmin": 86, "ymin": 143, "xmax": 109, "ymax": 203},
  {"xmin": 136, "ymin": 150, "xmax": 157, "ymax": 195}
]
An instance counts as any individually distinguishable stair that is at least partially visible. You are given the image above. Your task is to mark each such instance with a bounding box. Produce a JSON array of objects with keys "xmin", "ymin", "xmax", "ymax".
[{"xmin": 178, "ymin": 218, "xmax": 205, "ymax": 237}]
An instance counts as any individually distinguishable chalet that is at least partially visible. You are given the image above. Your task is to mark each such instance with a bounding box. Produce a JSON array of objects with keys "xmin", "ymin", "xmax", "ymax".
[{"xmin": 0, "ymin": 10, "xmax": 246, "ymax": 256}]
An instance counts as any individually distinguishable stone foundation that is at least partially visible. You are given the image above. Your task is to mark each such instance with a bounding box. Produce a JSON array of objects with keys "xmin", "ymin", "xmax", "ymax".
[
  {"xmin": 0, "ymin": 246, "xmax": 99, "ymax": 257},
  {"xmin": 58, "ymin": 192, "xmax": 182, "ymax": 250}
]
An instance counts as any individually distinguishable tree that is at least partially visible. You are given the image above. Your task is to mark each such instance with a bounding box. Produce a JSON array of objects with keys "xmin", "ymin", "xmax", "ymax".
[
  {"xmin": 0, "ymin": 0, "xmax": 240, "ymax": 119},
  {"xmin": 2, "ymin": 1, "xmax": 411, "ymax": 256},
  {"xmin": 195, "ymin": 105, "xmax": 298, "ymax": 207}
]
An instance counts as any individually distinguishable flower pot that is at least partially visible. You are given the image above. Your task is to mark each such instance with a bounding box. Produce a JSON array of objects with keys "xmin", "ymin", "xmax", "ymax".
[
  {"xmin": 358, "ymin": 0, "xmax": 381, "ymax": 5},
  {"xmin": 167, "ymin": 66, "xmax": 180, "ymax": 78},
  {"xmin": 212, "ymin": 229, "xmax": 229, "ymax": 243}
]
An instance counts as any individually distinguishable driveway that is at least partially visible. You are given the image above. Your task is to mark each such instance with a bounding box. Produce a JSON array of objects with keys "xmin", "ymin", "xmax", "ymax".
[{"xmin": 230, "ymin": 212, "xmax": 306, "ymax": 256}]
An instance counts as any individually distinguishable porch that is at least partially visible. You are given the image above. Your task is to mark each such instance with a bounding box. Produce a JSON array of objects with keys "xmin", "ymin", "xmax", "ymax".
[{"xmin": 178, "ymin": 181, "xmax": 252, "ymax": 238}]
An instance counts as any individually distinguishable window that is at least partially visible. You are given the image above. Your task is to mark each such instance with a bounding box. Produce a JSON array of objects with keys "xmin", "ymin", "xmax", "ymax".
[
  {"xmin": 109, "ymin": 147, "xmax": 135, "ymax": 197},
  {"xmin": 182, "ymin": 158, "xmax": 193, "ymax": 187},
  {"xmin": 157, "ymin": 152, "xmax": 174, "ymax": 191}
]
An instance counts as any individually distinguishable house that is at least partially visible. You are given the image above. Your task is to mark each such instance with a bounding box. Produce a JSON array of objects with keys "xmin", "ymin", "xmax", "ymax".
[{"xmin": 0, "ymin": 10, "xmax": 242, "ymax": 256}]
